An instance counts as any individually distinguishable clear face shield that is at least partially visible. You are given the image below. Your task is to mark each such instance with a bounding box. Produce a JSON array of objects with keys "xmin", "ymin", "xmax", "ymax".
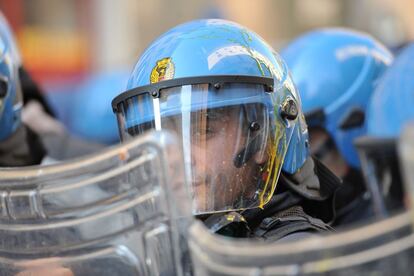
[{"xmin": 113, "ymin": 76, "xmax": 290, "ymax": 215}]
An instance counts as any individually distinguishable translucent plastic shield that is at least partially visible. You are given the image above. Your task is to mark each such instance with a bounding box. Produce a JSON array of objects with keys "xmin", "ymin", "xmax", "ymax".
[
  {"xmin": 187, "ymin": 124, "xmax": 414, "ymax": 276},
  {"xmin": 115, "ymin": 81, "xmax": 289, "ymax": 215},
  {"xmin": 0, "ymin": 131, "xmax": 191, "ymax": 276},
  {"xmin": 189, "ymin": 212, "xmax": 414, "ymax": 275}
]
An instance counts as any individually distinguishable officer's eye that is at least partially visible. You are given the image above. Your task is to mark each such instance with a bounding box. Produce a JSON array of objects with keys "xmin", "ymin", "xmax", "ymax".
[{"xmin": 192, "ymin": 125, "xmax": 216, "ymax": 140}]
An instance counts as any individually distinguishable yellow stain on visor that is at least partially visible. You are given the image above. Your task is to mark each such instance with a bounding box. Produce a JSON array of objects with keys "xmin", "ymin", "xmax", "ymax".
[{"xmin": 258, "ymin": 120, "xmax": 287, "ymax": 209}]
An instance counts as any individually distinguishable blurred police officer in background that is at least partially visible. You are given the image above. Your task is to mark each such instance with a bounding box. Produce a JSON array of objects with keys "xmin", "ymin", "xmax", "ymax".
[
  {"xmin": 281, "ymin": 28, "xmax": 393, "ymax": 226},
  {"xmin": 0, "ymin": 12, "xmax": 105, "ymax": 164},
  {"xmin": 0, "ymin": 12, "xmax": 46, "ymax": 166},
  {"xmin": 356, "ymin": 43, "xmax": 414, "ymax": 217}
]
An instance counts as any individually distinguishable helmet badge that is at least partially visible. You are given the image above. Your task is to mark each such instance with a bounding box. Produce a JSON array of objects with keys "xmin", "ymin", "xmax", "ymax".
[{"xmin": 150, "ymin": 57, "xmax": 175, "ymax": 84}]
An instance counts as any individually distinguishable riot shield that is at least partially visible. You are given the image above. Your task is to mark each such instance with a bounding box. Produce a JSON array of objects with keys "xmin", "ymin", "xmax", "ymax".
[
  {"xmin": 189, "ymin": 125, "xmax": 414, "ymax": 276},
  {"xmin": 0, "ymin": 131, "xmax": 191, "ymax": 276}
]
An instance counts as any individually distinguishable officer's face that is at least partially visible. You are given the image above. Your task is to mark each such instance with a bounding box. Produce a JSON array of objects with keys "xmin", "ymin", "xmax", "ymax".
[
  {"xmin": 164, "ymin": 105, "xmax": 261, "ymax": 212},
  {"xmin": 162, "ymin": 105, "xmax": 268, "ymax": 213}
]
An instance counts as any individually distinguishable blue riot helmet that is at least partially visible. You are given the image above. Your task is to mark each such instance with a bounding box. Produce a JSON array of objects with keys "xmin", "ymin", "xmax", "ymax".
[
  {"xmin": 281, "ymin": 28, "xmax": 393, "ymax": 170},
  {"xmin": 112, "ymin": 19, "xmax": 312, "ymax": 215},
  {"xmin": 0, "ymin": 12, "xmax": 21, "ymax": 67},
  {"xmin": 355, "ymin": 43, "xmax": 414, "ymax": 217},
  {"xmin": 0, "ymin": 23, "xmax": 22, "ymax": 141},
  {"xmin": 69, "ymin": 70, "xmax": 129, "ymax": 144},
  {"xmin": 366, "ymin": 44, "xmax": 414, "ymax": 138}
]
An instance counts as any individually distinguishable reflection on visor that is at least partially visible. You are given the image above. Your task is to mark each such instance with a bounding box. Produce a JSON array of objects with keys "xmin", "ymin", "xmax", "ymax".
[{"xmin": 117, "ymin": 82, "xmax": 289, "ymax": 214}]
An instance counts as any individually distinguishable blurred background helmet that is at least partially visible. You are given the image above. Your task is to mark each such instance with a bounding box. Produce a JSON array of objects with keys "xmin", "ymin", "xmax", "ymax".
[
  {"xmin": 112, "ymin": 19, "xmax": 310, "ymax": 215},
  {"xmin": 0, "ymin": 12, "xmax": 21, "ymax": 67},
  {"xmin": 281, "ymin": 28, "xmax": 393, "ymax": 169},
  {"xmin": 69, "ymin": 70, "xmax": 128, "ymax": 144},
  {"xmin": 366, "ymin": 43, "xmax": 414, "ymax": 138},
  {"xmin": 356, "ymin": 43, "xmax": 414, "ymax": 216},
  {"xmin": 0, "ymin": 13, "xmax": 23, "ymax": 141}
]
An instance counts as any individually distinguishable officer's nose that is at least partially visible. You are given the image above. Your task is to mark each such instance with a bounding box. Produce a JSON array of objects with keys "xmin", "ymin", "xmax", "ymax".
[
  {"xmin": 190, "ymin": 143, "xmax": 200, "ymax": 167},
  {"xmin": 190, "ymin": 142, "xmax": 209, "ymax": 174}
]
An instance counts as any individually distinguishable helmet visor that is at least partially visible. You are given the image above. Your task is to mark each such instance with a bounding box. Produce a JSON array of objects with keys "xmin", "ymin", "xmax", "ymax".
[{"xmin": 115, "ymin": 80, "xmax": 289, "ymax": 214}]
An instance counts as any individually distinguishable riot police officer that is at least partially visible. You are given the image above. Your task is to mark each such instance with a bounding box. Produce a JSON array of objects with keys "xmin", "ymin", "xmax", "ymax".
[
  {"xmin": 112, "ymin": 19, "xmax": 342, "ymax": 241},
  {"xmin": 356, "ymin": 43, "xmax": 414, "ymax": 216},
  {"xmin": 0, "ymin": 15, "xmax": 45, "ymax": 166},
  {"xmin": 281, "ymin": 28, "xmax": 393, "ymax": 226}
]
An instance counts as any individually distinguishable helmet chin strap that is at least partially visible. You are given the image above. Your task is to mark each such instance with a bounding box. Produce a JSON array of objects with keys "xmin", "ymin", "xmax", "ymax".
[{"xmin": 280, "ymin": 156, "xmax": 342, "ymax": 201}]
